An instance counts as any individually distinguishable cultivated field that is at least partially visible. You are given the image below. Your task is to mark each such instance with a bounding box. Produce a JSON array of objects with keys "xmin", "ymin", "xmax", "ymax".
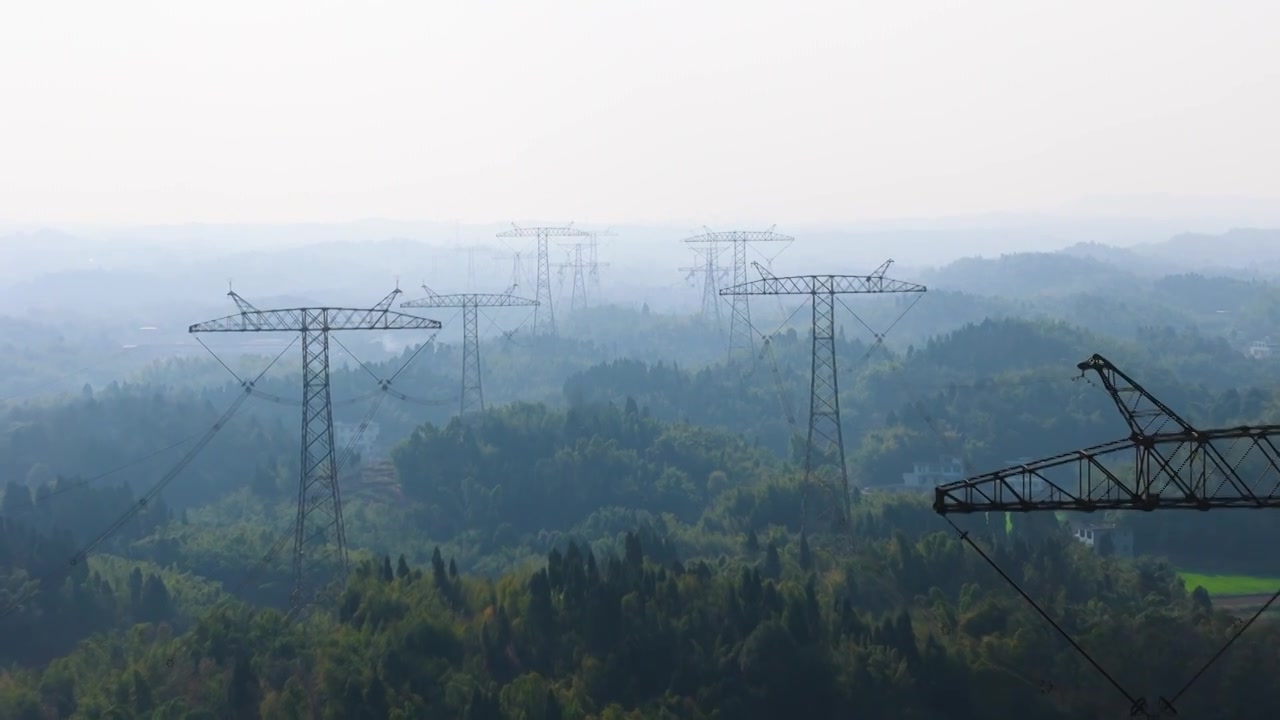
[{"xmin": 1179, "ymin": 571, "xmax": 1280, "ymax": 619}]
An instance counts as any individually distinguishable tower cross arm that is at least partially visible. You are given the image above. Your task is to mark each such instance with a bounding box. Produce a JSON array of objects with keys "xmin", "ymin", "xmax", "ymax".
[
  {"xmin": 684, "ymin": 230, "xmax": 795, "ymax": 244},
  {"xmin": 933, "ymin": 424, "xmax": 1280, "ymax": 514},
  {"xmin": 934, "ymin": 352, "xmax": 1280, "ymax": 517},
  {"xmin": 496, "ymin": 225, "xmax": 591, "ymax": 238},
  {"xmin": 719, "ymin": 273, "xmax": 927, "ymax": 296},
  {"xmin": 400, "ymin": 292, "xmax": 539, "ymax": 309},
  {"xmin": 189, "ymin": 307, "xmax": 443, "ymax": 333}
]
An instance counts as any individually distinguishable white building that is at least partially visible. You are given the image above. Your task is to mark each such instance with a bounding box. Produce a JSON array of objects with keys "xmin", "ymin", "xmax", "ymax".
[
  {"xmin": 1246, "ymin": 339, "xmax": 1277, "ymax": 360},
  {"xmin": 334, "ymin": 421, "xmax": 380, "ymax": 460},
  {"xmin": 902, "ymin": 456, "xmax": 966, "ymax": 488},
  {"xmin": 1070, "ymin": 520, "xmax": 1134, "ymax": 558}
]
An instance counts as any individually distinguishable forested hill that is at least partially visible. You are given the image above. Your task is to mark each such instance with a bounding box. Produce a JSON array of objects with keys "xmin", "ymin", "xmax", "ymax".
[
  {"xmin": 0, "ymin": 316, "xmax": 1264, "ymax": 522},
  {"xmin": 3, "ymin": 487, "xmax": 1277, "ymax": 719},
  {"xmin": 919, "ymin": 251, "xmax": 1280, "ymax": 342},
  {"xmin": 3, "ymin": 248, "xmax": 1269, "ymax": 416},
  {"xmin": 0, "ymin": 316, "xmax": 1270, "ymax": 527},
  {"xmin": 567, "ymin": 317, "xmax": 1280, "ymax": 463},
  {"xmin": 2, "ymin": 310, "xmax": 1280, "ymax": 717}
]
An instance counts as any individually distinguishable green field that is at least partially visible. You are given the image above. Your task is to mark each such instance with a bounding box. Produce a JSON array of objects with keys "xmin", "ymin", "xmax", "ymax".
[{"xmin": 1178, "ymin": 571, "xmax": 1280, "ymax": 597}]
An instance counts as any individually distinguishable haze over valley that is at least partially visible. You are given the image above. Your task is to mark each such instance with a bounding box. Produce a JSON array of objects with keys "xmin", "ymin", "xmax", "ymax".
[{"xmin": 3, "ymin": 2, "xmax": 1280, "ymax": 719}]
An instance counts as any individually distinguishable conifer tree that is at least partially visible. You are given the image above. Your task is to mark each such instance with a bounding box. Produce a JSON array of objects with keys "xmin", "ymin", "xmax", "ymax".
[{"xmin": 764, "ymin": 539, "xmax": 782, "ymax": 580}]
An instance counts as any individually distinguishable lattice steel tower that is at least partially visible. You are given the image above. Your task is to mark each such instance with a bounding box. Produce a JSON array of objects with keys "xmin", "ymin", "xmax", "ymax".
[
  {"xmin": 722, "ymin": 261, "xmax": 926, "ymax": 531},
  {"xmin": 685, "ymin": 227, "xmax": 794, "ymax": 362},
  {"xmin": 401, "ymin": 285, "xmax": 538, "ymax": 415},
  {"xmin": 496, "ymin": 224, "xmax": 591, "ymax": 337},
  {"xmin": 557, "ymin": 242, "xmax": 593, "ymax": 312},
  {"xmin": 679, "ymin": 244, "xmax": 730, "ymax": 331},
  {"xmin": 587, "ymin": 229, "xmax": 616, "ymax": 297},
  {"xmin": 189, "ymin": 288, "xmax": 442, "ymax": 617}
]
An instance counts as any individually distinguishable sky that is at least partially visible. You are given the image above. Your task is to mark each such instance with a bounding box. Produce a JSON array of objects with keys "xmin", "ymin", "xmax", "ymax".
[{"xmin": 1, "ymin": 0, "xmax": 1277, "ymax": 228}]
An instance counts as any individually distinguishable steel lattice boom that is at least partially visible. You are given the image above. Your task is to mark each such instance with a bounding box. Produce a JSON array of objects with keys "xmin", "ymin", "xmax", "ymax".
[
  {"xmin": 685, "ymin": 227, "xmax": 794, "ymax": 362},
  {"xmin": 401, "ymin": 285, "xmax": 537, "ymax": 416},
  {"xmin": 722, "ymin": 261, "xmax": 926, "ymax": 531},
  {"xmin": 190, "ymin": 288, "xmax": 442, "ymax": 617},
  {"xmin": 496, "ymin": 224, "xmax": 591, "ymax": 337},
  {"xmin": 935, "ymin": 353, "xmax": 1280, "ymax": 514}
]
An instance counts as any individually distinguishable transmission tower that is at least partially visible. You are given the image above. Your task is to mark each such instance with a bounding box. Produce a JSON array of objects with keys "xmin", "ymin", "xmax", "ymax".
[
  {"xmin": 587, "ymin": 229, "xmax": 617, "ymax": 297},
  {"xmin": 189, "ymin": 287, "xmax": 442, "ymax": 617},
  {"xmin": 496, "ymin": 224, "xmax": 591, "ymax": 337},
  {"xmin": 680, "ymin": 242, "xmax": 731, "ymax": 331},
  {"xmin": 401, "ymin": 284, "xmax": 538, "ymax": 415},
  {"xmin": 722, "ymin": 261, "xmax": 926, "ymax": 531},
  {"xmin": 685, "ymin": 227, "xmax": 794, "ymax": 362},
  {"xmin": 489, "ymin": 249, "xmax": 526, "ymax": 291},
  {"xmin": 557, "ymin": 242, "xmax": 599, "ymax": 312}
]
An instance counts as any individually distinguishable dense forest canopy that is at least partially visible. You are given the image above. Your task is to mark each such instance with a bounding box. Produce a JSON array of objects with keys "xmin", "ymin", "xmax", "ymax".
[{"xmin": 1, "ymin": 247, "xmax": 1279, "ymax": 719}]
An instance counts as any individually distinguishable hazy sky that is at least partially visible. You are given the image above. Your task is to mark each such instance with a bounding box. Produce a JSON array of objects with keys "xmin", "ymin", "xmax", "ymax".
[{"xmin": 2, "ymin": 0, "xmax": 1277, "ymax": 227}]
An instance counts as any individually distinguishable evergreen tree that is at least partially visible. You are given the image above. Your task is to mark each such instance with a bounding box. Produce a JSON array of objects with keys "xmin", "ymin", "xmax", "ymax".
[
  {"xmin": 764, "ymin": 539, "xmax": 782, "ymax": 580},
  {"xmin": 624, "ymin": 532, "xmax": 644, "ymax": 575},
  {"xmin": 463, "ymin": 688, "xmax": 501, "ymax": 720},
  {"xmin": 431, "ymin": 547, "xmax": 448, "ymax": 587},
  {"xmin": 139, "ymin": 573, "xmax": 172, "ymax": 623},
  {"xmin": 227, "ymin": 650, "xmax": 259, "ymax": 717},
  {"xmin": 127, "ymin": 668, "xmax": 153, "ymax": 715},
  {"xmin": 1096, "ymin": 531, "xmax": 1115, "ymax": 558},
  {"xmin": 396, "ymin": 554, "xmax": 411, "ymax": 580},
  {"xmin": 127, "ymin": 567, "xmax": 144, "ymax": 609},
  {"xmin": 544, "ymin": 689, "xmax": 563, "ymax": 720}
]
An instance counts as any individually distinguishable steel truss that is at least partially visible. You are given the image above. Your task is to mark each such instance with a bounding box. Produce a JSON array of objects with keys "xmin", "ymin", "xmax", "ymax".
[
  {"xmin": 935, "ymin": 353, "xmax": 1280, "ymax": 514},
  {"xmin": 932, "ymin": 352, "xmax": 1280, "ymax": 717}
]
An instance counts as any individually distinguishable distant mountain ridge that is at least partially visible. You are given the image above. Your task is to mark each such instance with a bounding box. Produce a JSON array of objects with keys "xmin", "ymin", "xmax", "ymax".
[
  {"xmin": 1140, "ymin": 228, "xmax": 1280, "ymax": 273},
  {"xmin": 1058, "ymin": 228, "xmax": 1280, "ymax": 279},
  {"xmin": 1057, "ymin": 241, "xmax": 1193, "ymax": 277},
  {"xmin": 918, "ymin": 251, "xmax": 1145, "ymax": 299}
]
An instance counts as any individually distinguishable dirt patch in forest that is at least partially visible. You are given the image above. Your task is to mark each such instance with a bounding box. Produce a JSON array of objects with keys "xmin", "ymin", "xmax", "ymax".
[{"xmin": 1213, "ymin": 594, "xmax": 1279, "ymax": 617}]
